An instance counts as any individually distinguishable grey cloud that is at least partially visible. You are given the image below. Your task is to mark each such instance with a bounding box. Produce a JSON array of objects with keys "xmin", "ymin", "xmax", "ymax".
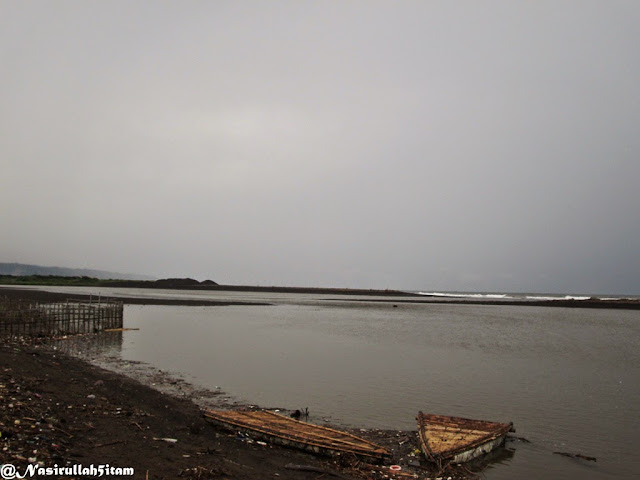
[{"xmin": 2, "ymin": 1, "xmax": 639, "ymax": 294}]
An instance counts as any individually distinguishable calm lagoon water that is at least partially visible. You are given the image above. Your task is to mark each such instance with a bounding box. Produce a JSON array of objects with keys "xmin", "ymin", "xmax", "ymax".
[{"xmin": 23, "ymin": 286, "xmax": 640, "ymax": 479}]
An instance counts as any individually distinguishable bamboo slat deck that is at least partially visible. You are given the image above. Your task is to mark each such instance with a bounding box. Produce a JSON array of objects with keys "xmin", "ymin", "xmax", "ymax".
[
  {"xmin": 204, "ymin": 409, "xmax": 390, "ymax": 461},
  {"xmin": 417, "ymin": 412, "xmax": 513, "ymax": 464}
]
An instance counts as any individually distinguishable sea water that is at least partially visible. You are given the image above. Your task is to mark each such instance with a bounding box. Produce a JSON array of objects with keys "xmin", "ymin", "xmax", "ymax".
[{"xmin": 13, "ymin": 286, "xmax": 640, "ymax": 479}]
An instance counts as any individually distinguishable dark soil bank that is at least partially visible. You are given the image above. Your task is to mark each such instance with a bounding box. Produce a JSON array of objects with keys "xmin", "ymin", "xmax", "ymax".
[
  {"xmin": 0, "ymin": 342, "xmax": 350, "ymax": 479},
  {"xmin": 0, "ymin": 287, "xmax": 270, "ymax": 307},
  {"xmin": 2, "ymin": 340, "xmax": 472, "ymax": 480}
]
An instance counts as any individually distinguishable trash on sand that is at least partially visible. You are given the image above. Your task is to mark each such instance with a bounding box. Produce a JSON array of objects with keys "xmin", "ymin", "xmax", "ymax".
[{"xmin": 153, "ymin": 437, "xmax": 178, "ymax": 443}]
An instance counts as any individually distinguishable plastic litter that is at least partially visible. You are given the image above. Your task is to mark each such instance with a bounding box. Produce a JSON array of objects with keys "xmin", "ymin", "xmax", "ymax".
[{"xmin": 153, "ymin": 437, "xmax": 178, "ymax": 443}]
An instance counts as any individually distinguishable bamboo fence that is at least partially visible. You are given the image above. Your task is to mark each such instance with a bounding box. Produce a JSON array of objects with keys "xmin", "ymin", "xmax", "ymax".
[{"xmin": 0, "ymin": 296, "xmax": 123, "ymax": 336}]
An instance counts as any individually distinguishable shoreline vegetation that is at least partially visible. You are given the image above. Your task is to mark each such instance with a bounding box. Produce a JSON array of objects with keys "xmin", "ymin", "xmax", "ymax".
[{"xmin": 0, "ymin": 275, "xmax": 638, "ymax": 309}]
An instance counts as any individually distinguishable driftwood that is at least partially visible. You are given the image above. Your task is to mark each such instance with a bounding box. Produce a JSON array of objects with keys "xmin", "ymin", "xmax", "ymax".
[
  {"xmin": 92, "ymin": 439, "xmax": 126, "ymax": 448},
  {"xmin": 553, "ymin": 451, "xmax": 597, "ymax": 462},
  {"xmin": 354, "ymin": 463, "xmax": 421, "ymax": 478},
  {"xmin": 284, "ymin": 463, "xmax": 351, "ymax": 479}
]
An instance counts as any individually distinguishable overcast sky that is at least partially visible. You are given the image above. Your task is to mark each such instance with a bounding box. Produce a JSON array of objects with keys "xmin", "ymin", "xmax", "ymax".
[{"xmin": 2, "ymin": 1, "xmax": 639, "ymax": 294}]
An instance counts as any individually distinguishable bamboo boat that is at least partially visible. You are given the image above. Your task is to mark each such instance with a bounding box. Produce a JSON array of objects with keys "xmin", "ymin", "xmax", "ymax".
[
  {"xmin": 203, "ymin": 409, "xmax": 390, "ymax": 461},
  {"xmin": 417, "ymin": 412, "xmax": 513, "ymax": 464}
]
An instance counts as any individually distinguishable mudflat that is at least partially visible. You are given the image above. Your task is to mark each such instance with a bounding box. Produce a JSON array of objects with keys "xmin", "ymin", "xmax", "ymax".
[
  {"xmin": 2, "ymin": 340, "xmax": 380, "ymax": 479},
  {"xmin": 0, "ymin": 287, "xmax": 269, "ymax": 306},
  {"xmin": 3, "ymin": 284, "xmax": 638, "ymax": 309},
  {"xmin": 1, "ymin": 340, "xmax": 450, "ymax": 480}
]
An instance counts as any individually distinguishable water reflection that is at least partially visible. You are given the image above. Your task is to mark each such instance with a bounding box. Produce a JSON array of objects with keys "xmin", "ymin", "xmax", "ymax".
[
  {"xmin": 471, "ymin": 445, "xmax": 516, "ymax": 472},
  {"xmin": 117, "ymin": 303, "xmax": 639, "ymax": 480},
  {"xmin": 51, "ymin": 300, "xmax": 640, "ymax": 480}
]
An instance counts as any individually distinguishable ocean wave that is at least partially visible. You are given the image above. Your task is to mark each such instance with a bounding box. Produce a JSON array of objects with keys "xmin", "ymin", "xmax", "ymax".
[
  {"xmin": 417, "ymin": 292, "xmax": 511, "ymax": 299},
  {"xmin": 415, "ymin": 292, "xmax": 637, "ymax": 302},
  {"xmin": 525, "ymin": 295, "xmax": 591, "ymax": 301}
]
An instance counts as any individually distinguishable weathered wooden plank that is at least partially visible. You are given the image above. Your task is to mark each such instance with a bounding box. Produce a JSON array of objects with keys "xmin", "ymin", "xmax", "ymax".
[
  {"xmin": 417, "ymin": 411, "xmax": 512, "ymax": 464},
  {"xmin": 204, "ymin": 409, "xmax": 390, "ymax": 461}
]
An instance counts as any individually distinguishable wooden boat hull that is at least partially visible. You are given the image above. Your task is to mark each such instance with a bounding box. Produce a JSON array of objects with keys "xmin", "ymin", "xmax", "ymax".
[
  {"xmin": 204, "ymin": 409, "xmax": 390, "ymax": 461},
  {"xmin": 417, "ymin": 412, "xmax": 513, "ymax": 464}
]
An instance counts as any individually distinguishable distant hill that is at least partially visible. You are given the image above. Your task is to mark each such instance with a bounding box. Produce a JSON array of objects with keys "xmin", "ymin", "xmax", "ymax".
[{"xmin": 0, "ymin": 263, "xmax": 154, "ymax": 281}]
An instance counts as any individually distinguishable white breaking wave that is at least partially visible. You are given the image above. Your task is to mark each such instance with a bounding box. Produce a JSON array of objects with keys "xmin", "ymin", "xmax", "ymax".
[
  {"xmin": 415, "ymin": 291, "xmax": 638, "ymax": 302},
  {"xmin": 525, "ymin": 295, "xmax": 591, "ymax": 301},
  {"xmin": 417, "ymin": 292, "xmax": 512, "ymax": 299},
  {"xmin": 416, "ymin": 292, "xmax": 604, "ymax": 301}
]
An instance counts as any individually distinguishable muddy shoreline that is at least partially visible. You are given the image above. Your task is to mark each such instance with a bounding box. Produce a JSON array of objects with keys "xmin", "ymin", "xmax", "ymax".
[
  {"xmin": 1, "ymin": 338, "xmax": 488, "ymax": 480},
  {"xmin": 0, "ymin": 287, "xmax": 271, "ymax": 307},
  {"xmin": 1, "ymin": 339, "xmax": 352, "ymax": 480},
  {"xmin": 1, "ymin": 288, "xmax": 524, "ymax": 479}
]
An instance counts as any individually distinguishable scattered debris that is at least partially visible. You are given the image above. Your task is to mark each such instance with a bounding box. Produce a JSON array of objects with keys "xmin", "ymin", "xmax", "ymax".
[
  {"xmin": 178, "ymin": 465, "xmax": 227, "ymax": 479},
  {"xmin": 284, "ymin": 463, "xmax": 351, "ymax": 479},
  {"xmin": 93, "ymin": 439, "xmax": 126, "ymax": 448},
  {"xmin": 154, "ymin": 437, "xmax": 178, "ymax": 443},
  {"xmin": 290, "ymin": 407, "xmax": 309, "ymax": 420},
  {"xmin": 553, "ymin": 451, "xmax": 597, "ymax": 462}
]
